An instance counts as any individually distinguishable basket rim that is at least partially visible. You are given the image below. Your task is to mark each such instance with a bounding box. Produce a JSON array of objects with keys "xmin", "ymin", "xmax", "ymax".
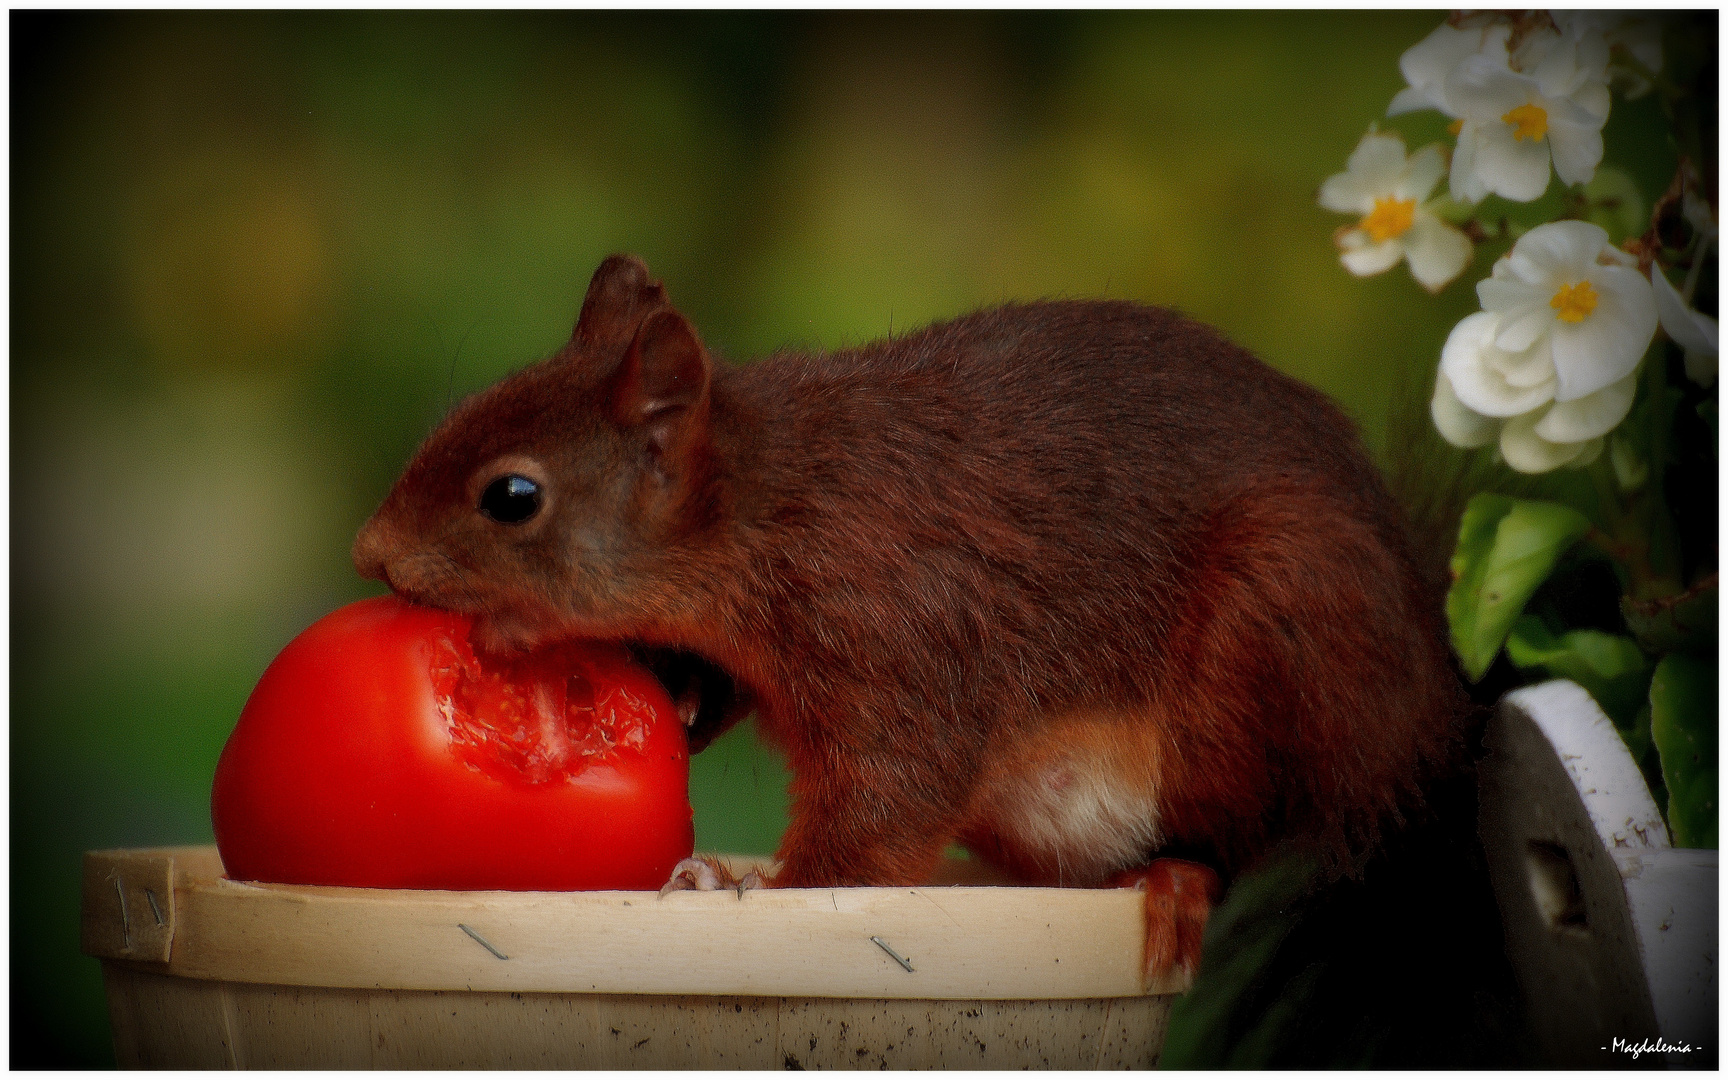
[{"xmin": 82, "ymin": 845, "xmax": 1182, "ymax": 1000}]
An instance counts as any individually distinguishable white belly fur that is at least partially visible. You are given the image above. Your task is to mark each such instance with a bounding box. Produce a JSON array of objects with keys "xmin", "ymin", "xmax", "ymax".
[{"xmin": 959, "ymin": 708, "xmax": 1167, "ymax": 886}]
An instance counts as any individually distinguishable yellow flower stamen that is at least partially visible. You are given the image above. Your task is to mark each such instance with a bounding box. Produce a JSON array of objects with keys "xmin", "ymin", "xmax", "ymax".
[
  {"xmin": 1359, "ymin": 197, "xmax": 1417, "ymax": 245},
  {"xmin": 1502, "ymin": 103, "xmax": 1548, "ymax": 142},
  {"xmin": 1550, "ymin": 280, "xmax": 1598, "ymax": 323},
  {"xmin": 1447, "ymin": 119, "xmax": 1464, "ymax": 137}
]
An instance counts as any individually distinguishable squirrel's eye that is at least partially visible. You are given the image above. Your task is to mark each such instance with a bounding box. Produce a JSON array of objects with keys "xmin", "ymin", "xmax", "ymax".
[{"xmin": 479, "ymin": 474, "xmax": 542, "ymax": 524}]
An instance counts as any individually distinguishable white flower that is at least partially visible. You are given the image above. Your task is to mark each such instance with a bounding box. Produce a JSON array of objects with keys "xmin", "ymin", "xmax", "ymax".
[
  {"xmin": 1432, "ymin": 220, "xmax": 1659, "ymax": 472},
  {"xmin": 1318, "ymin": 131, "xmax": 1472, "ymax": 292},
  {"xmin": 1431, "ymin": 363, "xmax": 1501, "ymax": 449},
  {"xmin": 1651, "ymin": 266, "xmax": 1719, "ymax": 388},
  {"xmin": 1473, "ymin": 221, "xmax": 1654, "ymax": 397},
  {"xmin": 1388, "ymin": 20, "xmax": 1511, "ymax": 118},
  {"xmin": 1446, "ymin": 30, "xmax": 1611, "ymax": 203},
  {"xmin": 1508, "ymin": 17, "xmax": 1614, "ymax": 116},
  {"xmin": 1683, "ymin": 190, "xmax": 1717, "ymax": 243},
  {"xmin": 1387, "ymin": 16, "xmax": 1627, "ymax": 204},
  {"xmin": 1558, "ymin": 12, "xmax": 1665, "ymax": 98}
]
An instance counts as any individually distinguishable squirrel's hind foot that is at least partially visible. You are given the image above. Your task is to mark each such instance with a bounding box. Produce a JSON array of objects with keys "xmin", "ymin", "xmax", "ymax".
[
  {"xmin": 1109, "ymin": 858, "xmax": 1221, "ymax": 984},
  {"xmin": 658, "ymin": 856, "xmax": 762, "ymax": 898}
]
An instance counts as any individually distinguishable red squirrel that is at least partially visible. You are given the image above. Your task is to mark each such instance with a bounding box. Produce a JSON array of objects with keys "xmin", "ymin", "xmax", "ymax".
[{"xmin": 352, "ymin": 255, "xmax": 1468, "ymax": 979}]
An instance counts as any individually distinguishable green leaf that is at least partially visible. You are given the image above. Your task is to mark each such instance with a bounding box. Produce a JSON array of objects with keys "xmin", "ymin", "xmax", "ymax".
[
  {"xmin": 1447, "ymin": 494, "xmax": 1515, "ymax": 681},
  {"xmin": 1447, "ymin": 495, "xmax": 1593, "ymax": 681},
  {"xmin": 1628, "ymin": 703, "xmax": 1661, "ymax": 798},
  {"xmin": 1160, "ymin": 855, "xmax": 1315, "ymax": 1069},
  {"xmin": 1649, "ymin": 654, "xmax": 1718, "ymax": 848},
  {"xmin": 1504, "ymin": 616, "xmax": 1652, "ymax": 732},
  {"xmin": 1622, "ymin": 581, "xmax": 1719, "ymax": 655},
  {"xmin": 1224, "ymin": 962, "xmax": 1331, "ymax": 1069}
]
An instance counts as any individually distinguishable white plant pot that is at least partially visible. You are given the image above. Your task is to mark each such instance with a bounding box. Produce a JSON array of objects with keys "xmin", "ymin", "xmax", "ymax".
[{"xmin": 1479, "ymin": 678, "xmax": 1718, "ymax": 1069}]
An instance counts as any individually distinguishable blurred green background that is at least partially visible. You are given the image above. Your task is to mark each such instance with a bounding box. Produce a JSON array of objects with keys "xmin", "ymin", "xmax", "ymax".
[{"xmin": 10, "ymin": 10, "xmax": 1669, "ymax": 1067}]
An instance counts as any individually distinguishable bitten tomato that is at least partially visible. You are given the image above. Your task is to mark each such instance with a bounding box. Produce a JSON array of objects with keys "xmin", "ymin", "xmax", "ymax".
[{"xmin": 211, "ymin": 595, "xmax": 694, "ymax": 890}]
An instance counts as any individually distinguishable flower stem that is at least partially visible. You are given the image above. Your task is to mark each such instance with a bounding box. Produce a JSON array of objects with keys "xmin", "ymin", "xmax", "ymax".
[
  {"xmin": 1631, "ymin": 354, "xmax": 1687, "ymax": 601},
  {"xmin": 1580, "ymin": 355, "xmax": 1688, "ymax": 603},
  {"xmin": 1683, "ymin": 232, "xmax": 1713, "ymax": 304}
]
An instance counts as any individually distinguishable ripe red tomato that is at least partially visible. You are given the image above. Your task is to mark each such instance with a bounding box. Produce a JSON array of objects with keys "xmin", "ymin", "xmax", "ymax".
[{"xmin": 211, "ymin": 595, "xmax": 694, "ymax": 890}]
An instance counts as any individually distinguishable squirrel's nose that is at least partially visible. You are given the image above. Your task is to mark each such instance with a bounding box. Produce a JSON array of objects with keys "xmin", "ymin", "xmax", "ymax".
[{"xmin": 351, "ymin": 518, "xmax": 395, "ymax": 584}]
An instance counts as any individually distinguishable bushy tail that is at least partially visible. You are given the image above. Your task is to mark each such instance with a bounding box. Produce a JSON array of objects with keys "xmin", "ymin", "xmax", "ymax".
[{"xmin": 1155, "ymin": 365, "xmax": 1542, "ymax": 1068}]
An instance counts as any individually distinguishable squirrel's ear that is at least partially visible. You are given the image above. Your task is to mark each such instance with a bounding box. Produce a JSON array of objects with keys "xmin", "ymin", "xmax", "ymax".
[
  {"xmin": 608, "ymin": 308, "xmax": 711, "ymax": 438},
  {"xmin": 571, "ymin": 254, "xmax": 668, "ymax": 357}
]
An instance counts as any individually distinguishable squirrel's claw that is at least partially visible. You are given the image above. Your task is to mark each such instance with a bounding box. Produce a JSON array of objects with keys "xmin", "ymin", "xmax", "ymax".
[{"xmin": 658, "ymin": 855, "xmax": 760, "ymax": 899}]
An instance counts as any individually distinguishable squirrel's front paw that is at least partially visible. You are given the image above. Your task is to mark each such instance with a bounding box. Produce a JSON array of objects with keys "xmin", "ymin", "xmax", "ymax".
[{"xmin": 657, "ymin": 855, "xmax": 762, "ymax": 899}]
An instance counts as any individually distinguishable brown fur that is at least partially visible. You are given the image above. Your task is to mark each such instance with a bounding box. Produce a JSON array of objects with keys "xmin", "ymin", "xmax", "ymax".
[{"xmin": 355, "ymin": 256, "xmax": 1468, "ymax": 970}]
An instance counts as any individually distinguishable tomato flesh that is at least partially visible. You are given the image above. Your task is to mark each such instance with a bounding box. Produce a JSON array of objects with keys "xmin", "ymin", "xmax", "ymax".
[
  {"xmin": 433, "ymin": 632, "xmax": 657, "ymax": 785},
  {"xmin": 211, "ymin": 596, "xmax": 694, "ymax": 891}
]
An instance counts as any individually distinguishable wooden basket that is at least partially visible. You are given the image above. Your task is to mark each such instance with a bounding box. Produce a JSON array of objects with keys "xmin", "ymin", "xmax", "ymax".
[{"xmin": 82, "ymin": 846, "xmax": 1187, "ymax": 1069}]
